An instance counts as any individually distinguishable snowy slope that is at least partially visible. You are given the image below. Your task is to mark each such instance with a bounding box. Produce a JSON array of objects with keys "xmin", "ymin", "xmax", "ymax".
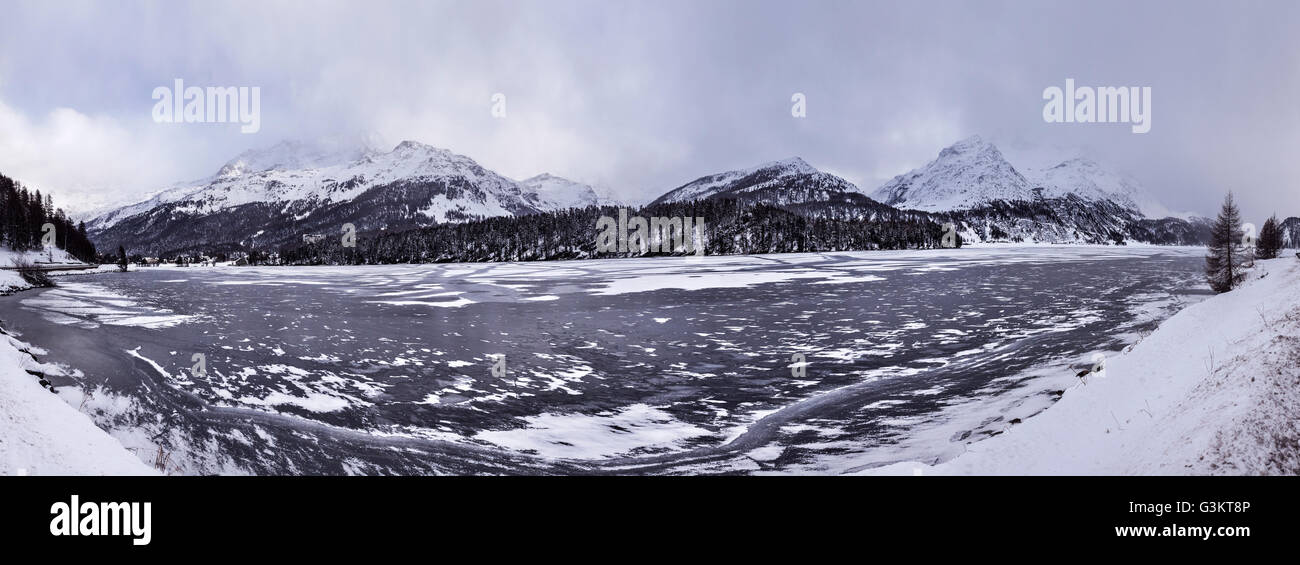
[
  {"xmin": 92, "ymin": 139, "xmax": 537, "ymax": 230},
  {"xmin": 872, "ymin": 135, "xmax": 1180, "ymax": 219},
  {"xmin": 1, "ymin": 246, "xmax": 96, "ymax": 295},
  {"xmin": 89, "ymin": 139, "xmax": 546, "ymax": 256},
  {"xmin": 0, "ymin": 328, "xmax": 154, "ymax": 475},
  {"xmin": 866, "ymin": 257, "xmax": 1300, "ymax": 475},
  {"xmin": 871, "ymin": 136, "xmax": 1035, "ymax": 212},
  {"xmin": 519, "ymin": 173, "xmax": 601, "ymax": 211},
  {"xmin": 650, "ymin": 157, "xmax": 863, "ymax": 206},
  {"xmin": 213, "ymin": 139, "xmax": 377, "ymax": 180},
  {"xmin": 589, "ymin": 184, "xmax": 627, "ymax": 207},
  {"xmin": 0, "ymin": 266, "xmax": 24, "ymax": 294},
  {"xmin": 88, "ymin": 140, "xmax": 381, "ymax": 230},
  {"xmin": 1000, "ymin": 142, "xmax": 1184, "ymax": 219},
  {"xmin": 83, "ymin": 177, "xmax": 217, "ymax": 231},
  {"xmin": 168, "ymin": 139, "xmax": 533, "ymax": 216},
  {"xmin": 653, "ymin": 157, "xmax": 818, "ymax": 203}
]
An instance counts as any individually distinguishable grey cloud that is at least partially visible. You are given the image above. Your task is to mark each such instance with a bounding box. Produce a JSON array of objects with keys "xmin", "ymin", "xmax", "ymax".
[{"xmin": 1, "ymin": 0, "xmax": 1297, "ymax": 221}]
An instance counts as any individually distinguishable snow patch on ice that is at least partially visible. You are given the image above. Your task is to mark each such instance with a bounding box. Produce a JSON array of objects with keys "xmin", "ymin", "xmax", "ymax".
[{"xmin": 475, "ymin": 404, "xmax": 710, "ymax": 460}]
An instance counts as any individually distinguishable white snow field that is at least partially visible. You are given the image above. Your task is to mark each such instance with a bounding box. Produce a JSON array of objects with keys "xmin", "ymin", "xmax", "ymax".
[
  {"xmin": 0, "ymin": 246, "xmax": 118, "ymax": 295},
  {"xmin": 1, "ymin": 247, "xmax": 82, "ymax": 294},
  {"xmin": 0, "ymin": 330, "xmax": 154, "ymax": 475},
  {"xmin": 867, "ymin": 257, "xmax": 1300, "ymax": 475}
]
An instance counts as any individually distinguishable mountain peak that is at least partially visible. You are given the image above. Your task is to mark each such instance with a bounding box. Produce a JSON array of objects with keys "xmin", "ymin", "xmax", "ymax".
[
  {"xmin": 393, "ymin": 140, "xmax": 443, "ymax": 153},
  {"xmin": 998, "ymin": 141, "xmax": 1179, "ymax": 218},
  {"xmin": 938, "ymin": 135, "xmax": 998, "ymax": 159},
  {"xmin": 90, "ymin": 136, "xmax": 543, "ymax": 244},
  {"xmin": 519, "ymin": 173, "xmax": 601, "ymax": 211},
  {"xmin": 766, "ymin": 156, "xmax": 814, "ymax": 171},
  {"xmin": 217, "ymin": 138, "xmax": 376, "ymax": 179},
  {"xmin": 873, "ymin": 135, "xmax": 1178, "ymax": 218},
  {"xmin": 870, "ymin": 135, "xmax": 1029, "ymax": 211},
  {"xmin": 650, "ymin": 156, "xmax": 859, "ymax": 206}
]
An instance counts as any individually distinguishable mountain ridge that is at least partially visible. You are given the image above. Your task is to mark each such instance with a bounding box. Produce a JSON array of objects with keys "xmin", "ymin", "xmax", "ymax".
[
  {"xmin": 88, "ymin": 135, "xmax": 1219, "ymax": 258},
  {"xmin": 649, "ymin": 156, "xmax": 867, "ymax": 208},
  {"xmin": 870, "ymin": 135, "xmax": 1184, "ymax": 219}
]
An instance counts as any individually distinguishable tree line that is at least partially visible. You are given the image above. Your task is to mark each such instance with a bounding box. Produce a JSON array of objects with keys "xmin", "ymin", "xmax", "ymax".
[
  {"xmin": 278, "ymin": 198, "xmax": 955, "ymax": 265},
  {"xmin": 0, "ymin": 171, "xmax": 98, "ymax": 263}
]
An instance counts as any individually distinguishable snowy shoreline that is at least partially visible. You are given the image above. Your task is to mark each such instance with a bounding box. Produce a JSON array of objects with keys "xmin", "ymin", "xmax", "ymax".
[
  {"xmin": 0, "ymin": 320, "xmax": 154, "ymax": 475},
  {"xmin": 0, "ymin": 252, "xmax": 153, "ymax": 475},
  {"xmin": 865, "ymin": 257, "xmax": 1300, "ymax": 475}
]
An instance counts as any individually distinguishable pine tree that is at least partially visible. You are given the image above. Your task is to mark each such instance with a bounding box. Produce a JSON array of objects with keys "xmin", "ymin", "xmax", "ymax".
[
  {"xmin": 1256, "ymin": 215, "xmax": 1283, "ymax": 260},
  {"xmin": 117, "ymin": 245, "xmax": 128, "ymax": 272},
  {"xmin": 1205, "ymin": 193, "xmax": 1249, "ymax": 293}
]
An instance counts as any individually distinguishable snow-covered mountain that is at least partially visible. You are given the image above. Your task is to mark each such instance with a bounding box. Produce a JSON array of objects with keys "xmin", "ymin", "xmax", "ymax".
[
  {"xmin": 871, "ymin": 136, "xmax": 1036, "ymax": 212},
  {"xmin": 89, "ymin": 138, "xmax": 386, "ymax": 231},
  {"xmin": 213, "ymin": 139, "xmax": 377, "ymax": 180},
  {"xmin": 650, "ymin": 157, "xmax": 865, "ymax": 207},
  {"xmin": 90, "ymin": 134, "xmax": 1216, "ymax": 257},
  {"xmin": 1000, "ymin": 141, "xmax": 1185, "ymax": 219},
  {"xmin": 194, "ymin": 139, "xmax": 534, "ymax": 220},
  {"xmin": 589, "ymin": 184, "xmax": 627, "ymax": 208},
  {"xmin": 871, "ymin": 135, "xmax": 1180, "ymax": 219},
  {"xmin": 519, "ymin": 173, "xmax": 601, "ymax": 211},
  {"xmin": 86, "ymin": 177, "xmax": 214, "ymax": 231},
  {"xmin": 90, "ymin": 139, "xmax": 545, "ymax": 256},
  {"xmin": 862, "ymin": 135, "xmax": 1213, "ymax": 244}
]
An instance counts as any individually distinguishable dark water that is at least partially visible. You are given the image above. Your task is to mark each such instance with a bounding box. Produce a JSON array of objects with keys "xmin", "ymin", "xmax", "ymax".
[{"xmin": 0, "ymin": 247, "xmax": 1207, "ymax": 475}]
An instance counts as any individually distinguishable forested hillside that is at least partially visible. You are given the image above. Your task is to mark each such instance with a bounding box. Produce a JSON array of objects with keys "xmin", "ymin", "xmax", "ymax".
[
  {"xmin": 278, "ymin": 199, "xmax": 953, "ymax": 264},
  {"xmin": 1, "ymin": 171, "xmax": 97, "ymax": 263}
]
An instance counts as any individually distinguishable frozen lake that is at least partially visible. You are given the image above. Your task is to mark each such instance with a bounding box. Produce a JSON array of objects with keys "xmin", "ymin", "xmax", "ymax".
[{"xmin": 0, "ymin": 246, "xmax": 1209, "ymax": 474}]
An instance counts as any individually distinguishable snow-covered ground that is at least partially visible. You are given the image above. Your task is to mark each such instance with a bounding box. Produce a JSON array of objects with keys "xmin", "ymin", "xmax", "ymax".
[
  {"xmin": 0, "ymin": 246, "xmax": 82, "ymax": 267},
  {"xmin": 866, "ymin": 257, "xmax": 1300, "ymax": 475},
  {"xmin": 0, "ymin": 268, "xmax": 24, "ymax": 295},
  {"xmin": 0, "ymin": 327, "xmax": 154, "ymax": 475},
  {"xmin": 1, "ymin": 246, "xmax": 153, "ymax": 474},
  {"xmin": 0, "ymin": 246, "xmax": 102, "ymax": 294}
]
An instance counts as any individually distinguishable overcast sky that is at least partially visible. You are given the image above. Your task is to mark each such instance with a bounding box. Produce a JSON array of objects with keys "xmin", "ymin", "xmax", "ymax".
[{"xmin": 1, "ymin": 0, "xmax": 1298, "ymax": 221}]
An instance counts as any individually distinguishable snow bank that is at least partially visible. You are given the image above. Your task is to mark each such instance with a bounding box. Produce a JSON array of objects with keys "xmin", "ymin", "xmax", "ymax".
[
  {"xmin": 866, "ymin": 257, "xmax": 1300, "ymax": 475},
  {"xmin": 0, "ymin": 331, "xmax": 153, "ymax": 475},
  {"xmin": 1, "ymin": 246, "xmax": 83, "ymax": 269},
  {"xmin": 0, "ymin": 269, "xmax": 25, "ymax": 295},
  {"xmin": 0, "ymin": 246, "xmax": 105, "ymax": 294},
  {"xmin": 0, "ymin": 293, "xmax": 153, "ymax": 475}
]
